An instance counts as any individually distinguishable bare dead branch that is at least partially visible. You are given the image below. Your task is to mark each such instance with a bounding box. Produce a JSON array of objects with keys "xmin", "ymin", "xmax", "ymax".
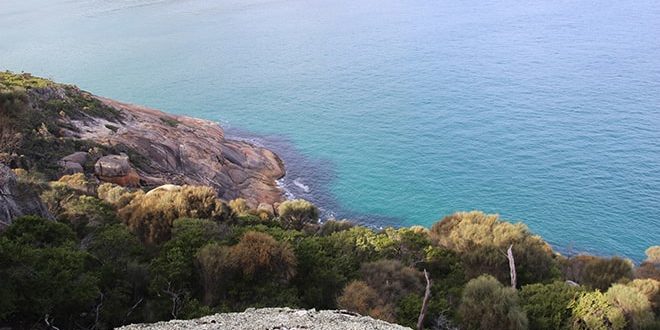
[
  {"xmin": 417, "ymin": 269, "xmax": 432, "ymax": 330},
  {"xmin": 507, "ymin": 244, "xmax": 517, "ymax": 289},
  {"xmin": 44, "ymin": 314, "xmax": 60, "ymax": 330},
  {"xmin": 123, "ymin": 297, "xmax": 144, "ymax": 322}
]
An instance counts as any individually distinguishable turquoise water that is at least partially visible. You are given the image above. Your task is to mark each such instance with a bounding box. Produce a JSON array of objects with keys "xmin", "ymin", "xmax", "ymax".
[{"xmin": 2, "ymin": 0, "xmax": 659, "ymax": 260}]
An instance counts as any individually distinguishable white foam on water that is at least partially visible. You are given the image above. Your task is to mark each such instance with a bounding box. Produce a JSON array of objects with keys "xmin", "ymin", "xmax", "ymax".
[
  {"xmin": 276, "ymin": 178, "xmax": 296, "ymax": 200},
  {"xmin": 293, "ymin": 178, "xmax": 310, "ymax": 193}
]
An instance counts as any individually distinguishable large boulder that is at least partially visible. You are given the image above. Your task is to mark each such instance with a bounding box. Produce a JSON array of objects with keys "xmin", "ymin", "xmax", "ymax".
[
  {"xmin": 58, "ymin": 151, "xmax": 89, "ymax": 175},
  {"xmin": 94, "ymin": 154, "xmax": 140, "ymax": 187},
  {"xmin": 0, "ymin": 165, "xmax": 51, "ymax": 227},
  {"xmin": 62, "ymin": 151, "xmax": 89, "ymax": 165}
]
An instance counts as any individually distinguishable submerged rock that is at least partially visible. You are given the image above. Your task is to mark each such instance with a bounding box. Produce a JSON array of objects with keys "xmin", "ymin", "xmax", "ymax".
[{"xmin": 117, "ymin": 308, "xmax": 410, "ymax": 330}]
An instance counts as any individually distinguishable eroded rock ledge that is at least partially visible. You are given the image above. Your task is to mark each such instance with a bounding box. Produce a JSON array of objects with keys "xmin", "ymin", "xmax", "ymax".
[
  {"xmin": 117, "ymin": 308, "xmax": 410, "ymax": 330},
  {"xmin": 69, "ymin": 96, "xmax": 286, "ymax": 207}
]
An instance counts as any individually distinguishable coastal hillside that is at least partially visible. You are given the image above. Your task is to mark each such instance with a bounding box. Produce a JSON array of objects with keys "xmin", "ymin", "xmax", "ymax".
[
  {"xmin": 0, "ymin": 73, "xmax": 659, "ymax": 330},
  {"xmin": 0, "ymin": 71, "xmax": 284, "ymax": 215}
]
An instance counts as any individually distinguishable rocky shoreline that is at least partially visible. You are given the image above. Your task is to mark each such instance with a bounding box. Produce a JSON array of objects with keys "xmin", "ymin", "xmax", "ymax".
[
  {"xmin": 1, "ymin": 72, "xmax": 289, "ymax": 217},
  {"xmin": 73, "ymin": 96, "xmax": 287, "ymax": 208}
]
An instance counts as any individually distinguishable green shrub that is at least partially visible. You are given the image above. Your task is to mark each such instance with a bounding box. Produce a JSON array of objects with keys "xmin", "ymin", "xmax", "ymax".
[
  {"xmin": 291, "ymin": 236, "xmax": 350, "ymax": 309},
  {"xmin": 519, "ymin": 281, "xmax": 584, "ymax": 329},
  {"xmin": 229, "ymin": 198, "xmax": 251, "ymax": 217},
  {"xmin": 318, "ymin": 219, "xmax": 355, "ymax": 236},
  {"xmin": 118, "ymin": 186, "xmax": 231, "ymax": 244},
  {"xmin": 605, "ymin": 284, "xmax": 654, "ymax": 329},
  {"xmin": 458, "ymin": 275, "xmax": 528, "ymax": 330},
  {"xmin": 60, "ymin": 195, "xmax": 117, "ymax": 235},
  {"xmin": 160, "ymin": 117, "xmax": 180, "ymax": 127},
  {"xmin": 627, "ymin": 279, "xmax": 660, "ymax": 314},
  {"xmin": 361, "ymin": 259, "xmax": 425, "ymax": 304},
  {"xmin": 562, "ymin": 255, "xmax": 633, "ymax": 291},
  {"xmin": 97, "ymin": 182, "xmax": 140, "ymax": 209},
  {"xmin": 570, "ymin": 291, "xmax": 625, "ymax": 330},
  {"xmin": 277, "ymin": 199, "xmax": 319, "ymax": 230}
]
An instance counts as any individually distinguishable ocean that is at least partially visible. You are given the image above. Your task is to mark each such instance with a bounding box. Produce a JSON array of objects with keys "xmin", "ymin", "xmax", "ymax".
[{"xmin": 1, "ymin": 0, "xmax": 659, "ymax": 260}]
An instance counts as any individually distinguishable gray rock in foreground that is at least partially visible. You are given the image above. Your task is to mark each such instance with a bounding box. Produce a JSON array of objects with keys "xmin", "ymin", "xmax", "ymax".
[
  {"xmin": 0, "ymin": 164, "xmax": 51, "ymax": 227},
  {"xmin": 117, "ymin": 308, "xmax": 411, "ymax": 330}
]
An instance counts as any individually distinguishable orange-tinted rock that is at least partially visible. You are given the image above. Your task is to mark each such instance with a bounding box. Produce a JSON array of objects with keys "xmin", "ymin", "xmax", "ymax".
[{"xmin": 94, "ymin": 154, "xmax": 140, "ymax": 187}]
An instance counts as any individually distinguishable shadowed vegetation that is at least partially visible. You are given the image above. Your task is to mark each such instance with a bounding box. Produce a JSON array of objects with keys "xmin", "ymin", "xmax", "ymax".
[{"xmin": 0, "ymin": 172, "xmax": 658, "ymax": 329}]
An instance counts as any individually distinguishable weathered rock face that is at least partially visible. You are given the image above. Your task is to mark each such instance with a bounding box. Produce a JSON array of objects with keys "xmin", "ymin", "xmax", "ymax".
[
  {"xmin": 117, "ymin": 308, "xmax": 410, "ymax": 330},
  {"xmin": 63, "ymin": 97, "xmax": 285, "ymax": 207},
  {"xmin": 0, "ymin": 165, "xmax": 51, "ymax": 227}
]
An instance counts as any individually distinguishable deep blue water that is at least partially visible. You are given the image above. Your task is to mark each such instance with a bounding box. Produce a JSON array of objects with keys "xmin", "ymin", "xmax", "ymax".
[{"xmin": 2, "ymin": 0, "xmax": 659, "ymax": 260}]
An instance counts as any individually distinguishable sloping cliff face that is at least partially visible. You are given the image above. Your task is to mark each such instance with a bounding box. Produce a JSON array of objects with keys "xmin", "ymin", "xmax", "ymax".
[
  {"xmin": 0, "ymin": 72, "xmax": 285, "ymax": 208},
  {"xmin": 0, "ymin": 164, "xmax": 51, "ymax": 227},
  {"xmin": 117, "ymin": 308, "xmax": 410, "ymax": 330},
  {"xmin": 72, "ymin": 97, "xmax": 285, "ymax": 206}
]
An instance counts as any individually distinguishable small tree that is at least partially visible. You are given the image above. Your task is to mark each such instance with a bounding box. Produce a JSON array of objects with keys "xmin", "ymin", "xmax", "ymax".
[
  {"xmin": 230, "ymin": 231, "xmax": 297, "ymax": 281},
  {"xmin": 458, "ymin": 275, "xmax": 528, "ymax": 330},
  {"xmin": 360, "ymin": 259, "xmax": 424, "ymax": 304},
  {"xmin": 196, "ymin": 243, "xmax": 232, "ymax": 305},
  {"xmin": 149, "ymin": 218, "xmax": 225, "ymax": 318},
  {"xmin": 277, "ymin": 199, "xmax": 319, "ymax": 230},
  {"xmin": 627, "ymin": 279, "xmax": 660, "ymax": 314},
  {"xmin": 562, "ymin": 255, "xmax": 632, "ymax": 290}
]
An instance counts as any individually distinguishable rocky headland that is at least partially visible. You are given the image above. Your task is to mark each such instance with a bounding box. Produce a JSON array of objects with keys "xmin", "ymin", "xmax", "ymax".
[{"xmin": 0, "ymin": 72, "xmax": 285, "ymax": 226}]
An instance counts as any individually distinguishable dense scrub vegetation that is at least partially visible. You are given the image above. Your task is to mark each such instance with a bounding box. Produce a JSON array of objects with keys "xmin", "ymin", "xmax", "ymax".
[{"xmin": 0, "ymin": 170, "xmax": 658, "ymax": 330}]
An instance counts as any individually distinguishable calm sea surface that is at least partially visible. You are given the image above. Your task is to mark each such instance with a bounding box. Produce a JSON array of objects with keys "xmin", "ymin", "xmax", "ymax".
[{"xmin": 2, "ymin": 0, "xmax": 659, "ymax": 260}]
